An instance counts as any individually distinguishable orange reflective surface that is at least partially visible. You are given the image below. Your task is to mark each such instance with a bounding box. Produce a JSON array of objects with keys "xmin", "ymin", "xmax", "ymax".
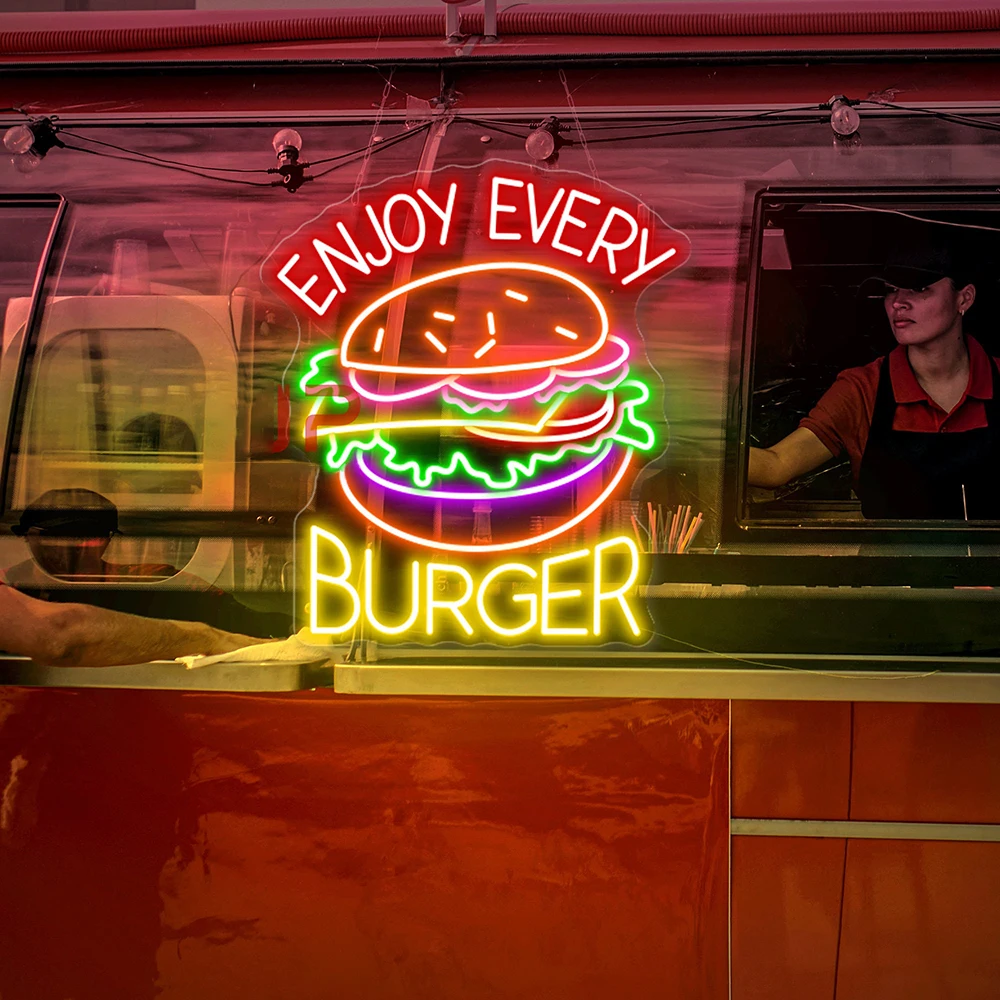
[
  {"xmin": 0, "ymin": 689, "xmax": 728, "ymax": 1000},
  {"xmin": 851, "ymin": 703, "xmax": 1000, "ymax": 824},
  {"xmin": 837, "ymin": 840, "xmax": 1000, "ymax": 1000},
  {"xmin": 731, "ymin": 701, "xmax": 852, "ymax": 820},
  {"xmin": 731, "ymin": 836, "xmax": 844, "ymax": 1000}
]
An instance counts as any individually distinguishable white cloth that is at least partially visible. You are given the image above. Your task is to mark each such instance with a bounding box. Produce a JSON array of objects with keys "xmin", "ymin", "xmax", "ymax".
[{"xmin": 177, "ymin": 635, "xmax": 336, "ymax": 670}]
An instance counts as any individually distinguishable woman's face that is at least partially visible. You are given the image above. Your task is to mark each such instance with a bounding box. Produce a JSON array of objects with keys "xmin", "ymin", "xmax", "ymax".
[{"xmin": 884, "ymin": 277, "xmax": 975, "ymax": 347}]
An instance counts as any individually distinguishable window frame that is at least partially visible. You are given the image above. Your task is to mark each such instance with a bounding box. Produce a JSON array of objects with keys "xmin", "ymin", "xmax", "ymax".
[{"xmin": 0, "ymin": 194, "xmax": 67, "ymax": 517}]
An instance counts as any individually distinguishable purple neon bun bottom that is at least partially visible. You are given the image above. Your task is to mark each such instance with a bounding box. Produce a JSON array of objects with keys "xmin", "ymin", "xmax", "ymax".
[
  {"xmin": 352, "ymin": 438, "xmax": 618, "ymax": 505},
  {"xmin": 338, "ymin": 444, "xmax": 634, "ymax": 553}
]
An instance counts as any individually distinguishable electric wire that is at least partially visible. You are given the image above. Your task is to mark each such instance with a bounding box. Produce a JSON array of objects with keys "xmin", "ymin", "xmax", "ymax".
[
  {"xmin": 295, "ymin": 121, "xmax": 430, "ymax": 166},
  {"xmin": 864, "ymin": 100, "xmax": 1000, "ymax": 134},
  {"xmin": 822, "ymin": 202, "xmax": 1000, "ymax": 235},
  {"xmin": 12, "ymin": 101, "xmax": 1000, "ymax": 193},
  {"xmin": 53, "ymin": 121, "xmax": 431, "ymax": 188},
  {"xmin": 645, "ymin": 627, "xmax": 943, "ymax": 681},
  {"xmin": 56, "ymin": 121, "xmax": 430, "ymax": 178},
  {"xmin": 310, "ymin": 123, "xmax": 432, "ymax": 179},
  {"xmin": 58, "ymin": 141, "xmax": 276, "ymax": 187},
  {"xmin": 57, "ymin": 128, "xmax": 271, "ymax": 173},
  {"xmin": 576, "ymin": 116, "xmax": 827, "ymax": 144},
  {"xmin": 455, "ymin": 104, "xmax": 829, "ymax": 133}
]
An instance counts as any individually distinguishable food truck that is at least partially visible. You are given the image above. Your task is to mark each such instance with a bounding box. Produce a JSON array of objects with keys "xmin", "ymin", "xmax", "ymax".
[{"xmin": 2, "ymin": 3, "xmax": 1000, "ymax": 997}]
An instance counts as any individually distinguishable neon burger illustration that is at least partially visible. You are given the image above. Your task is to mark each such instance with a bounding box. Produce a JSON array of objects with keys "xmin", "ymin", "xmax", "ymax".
[{"xmin": 301, "ymin": 261, "xmax": 656, "ymax": 552}]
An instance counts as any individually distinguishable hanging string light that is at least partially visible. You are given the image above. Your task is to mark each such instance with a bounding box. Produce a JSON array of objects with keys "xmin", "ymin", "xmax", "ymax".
[
  {"xmin": 270, "ymin": 128, "xmax": 310, "ymax": 192},
  {"xmin": 3, "ymin": 116, "xmax": 63, "ymax": 173},
  {"xmin": 6, "ymin": 102, "xmax": 1000, "ymax": 188},
  {"xmin": 827, "ymin": 95, "xmax": 861, "ymax": 137},
  {"xmin": 524, "ymin": 117, "xmax": 562, "ymax": 163}
]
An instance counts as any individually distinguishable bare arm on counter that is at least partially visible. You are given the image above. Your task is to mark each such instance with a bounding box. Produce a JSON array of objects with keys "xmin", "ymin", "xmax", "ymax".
[
  {"xmin": 747, "ymin": 427, "xmax": 835, "ymax": 488},
  {"xmin": 0, "ymin": 583, "xmax": 268, "ymax": 667}
]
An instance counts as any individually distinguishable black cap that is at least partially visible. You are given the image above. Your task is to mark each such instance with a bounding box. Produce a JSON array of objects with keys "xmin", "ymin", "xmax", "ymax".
[
  {"xmin": 12, "ymin": 489, "xmax": 119, "ymax": 537},
  {"xmin": 862, "ymin": 224, "xmax": 974, "ymax": 295}
]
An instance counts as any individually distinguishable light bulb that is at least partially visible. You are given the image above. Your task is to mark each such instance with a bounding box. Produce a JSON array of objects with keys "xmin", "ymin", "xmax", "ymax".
[
  {"xmin": 272, "ymin": 128, "xmax": 303, "ymax": 158},
  {"xmin": 11, "ymin": 151, "xmax": 41, "ymax": 174},
  {"xmin": 829, "ymin": 99, "xmax": 860, "ymax": 137},
  {"xmin": 3, "ymin": 124, "xmax": 34, "ymax": 155},
  {"xmin": 525, "ymin": 118, "xmax": 559, "ymax": 162}
]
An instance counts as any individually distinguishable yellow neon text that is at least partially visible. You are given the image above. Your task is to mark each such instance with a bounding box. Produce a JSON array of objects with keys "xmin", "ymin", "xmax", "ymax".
[
  {"xmin": 363, "ymin": 549, "xmax": 420, "ymax": 634},
  {"xmin": 309, "ymin": 527, "xmax": 643, "ymax": 641},
  {"xmin": 540, "ymin": 547, "xmax": 589, "ymax": 636},
  {"xmin": 593, "ymin": 536, "xmax": 641, "ymax": 636},
  {"xmin": 476, "ymin": 563, "xmax": 538, "ymax": 636},
  {"xmin": 426, "ymin": 562, "xmax": 475, "ymax": 636},
  {"xmin": 310, "ymin": 527, "xmax": 361, "ymax": 634}
]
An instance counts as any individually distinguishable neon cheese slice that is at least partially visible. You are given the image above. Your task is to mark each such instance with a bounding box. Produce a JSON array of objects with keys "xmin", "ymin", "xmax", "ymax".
[
  {"xmin": 312, "ymin": 391, "xmax": 613, "ymax": 442},
  {"xmin": 467, "ymin": 393, "xmax": 617, "ymax": 444}
]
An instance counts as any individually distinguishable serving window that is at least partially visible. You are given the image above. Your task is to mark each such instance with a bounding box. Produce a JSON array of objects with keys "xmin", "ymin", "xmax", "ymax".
[{"xmin": 739, "ymin": 187, "xmax": 1000, "ymax": 532}]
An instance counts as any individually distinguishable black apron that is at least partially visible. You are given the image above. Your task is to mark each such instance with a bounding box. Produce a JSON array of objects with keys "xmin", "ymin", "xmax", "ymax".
[{"xmin": 857, "ymin": 353, "xmax": 1000, "ymax": 519}]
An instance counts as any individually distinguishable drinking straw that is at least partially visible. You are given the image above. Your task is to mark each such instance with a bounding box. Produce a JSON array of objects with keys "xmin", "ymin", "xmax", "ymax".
[
  {"xmin": 648, "ymin": 502, "xmax": 657, "ymax": 553},
  {"xmin": 678, "ymin": 506, "xmax": 692, "ymax": 550},
  {"xmin": 685, "ymin": 517, "xmax": 704, "ymax": 552},
  {"xmin": 668, "ymin": 505, "xmax": 682, "ymax": 553},
  {"xmin": 630, "ymin": 514, "xmax": 645, "ymax": 553},
  {"xmin": 679, "ymin": 513, "xmax": 703, "ymax": 554},
  {"xmin": 662, "ymin": 509, "xmax": 673, "ymax": 554}
]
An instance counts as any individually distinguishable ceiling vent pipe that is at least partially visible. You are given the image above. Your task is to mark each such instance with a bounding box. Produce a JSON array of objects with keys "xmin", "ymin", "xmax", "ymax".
[{"xmin": 5, "ymin": 8, "xmax": 1000, "ymax": 56}]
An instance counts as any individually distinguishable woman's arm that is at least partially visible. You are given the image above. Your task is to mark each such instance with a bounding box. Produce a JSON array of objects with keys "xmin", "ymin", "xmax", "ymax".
[
  {"xmin": 0, "ymin": 584, "xmax": 268, "ymax": 667},
  {"xmin": 748, "ymin": 427, "xmax": 835, "ymax": 489}
]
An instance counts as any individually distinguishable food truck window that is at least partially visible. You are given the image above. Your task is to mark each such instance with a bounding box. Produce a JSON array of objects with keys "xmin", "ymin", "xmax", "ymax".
[
  {"xmin": 741, "ymin": 189, "xmax": 1000, "ymax": 528},
  {"xmin": 15, "ymin": 328, "xmax": 207, "ymax": 500},
  {"xmin": 1, "ymin": 125, "xmax": 425, "ymax": 602}
]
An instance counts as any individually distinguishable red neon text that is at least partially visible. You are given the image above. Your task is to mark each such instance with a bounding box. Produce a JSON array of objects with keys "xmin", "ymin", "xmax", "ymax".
[
  {"xmin": 270, "ymin": 170, "xmax": 689, "ymax": 320},
  {"xmin": 277, "ymin": 183, "xmax": 459, "ymax": 316}
]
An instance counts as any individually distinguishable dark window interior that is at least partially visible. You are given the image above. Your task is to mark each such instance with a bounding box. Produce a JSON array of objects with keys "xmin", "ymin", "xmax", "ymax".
[{"xmin": 744, "ymin": 190, "xmax": 1000, "ymax": 523}]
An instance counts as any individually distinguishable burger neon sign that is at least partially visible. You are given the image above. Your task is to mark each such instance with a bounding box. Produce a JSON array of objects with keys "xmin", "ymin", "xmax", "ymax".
[{"xmin": 266, "ymin": 166, "xmax": 689, "ymax": 643}]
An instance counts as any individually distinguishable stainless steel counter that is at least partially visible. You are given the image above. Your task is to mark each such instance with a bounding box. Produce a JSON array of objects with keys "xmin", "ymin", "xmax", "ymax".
[
  {"xmin": 334, "ymin": 653, "xmax": 1000, "ymax": 703},
  {"xmin": 5, "ymin": 651, "xmax": 1000, "ymax": 703},
  {"xmin": 0, "ymin": 656, "xmax": 333, "ymax": 692}
]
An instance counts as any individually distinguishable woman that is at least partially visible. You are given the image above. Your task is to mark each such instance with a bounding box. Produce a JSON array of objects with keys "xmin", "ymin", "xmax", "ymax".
[{"xmin": 748, "ymin": 240, "xmax": 1000, "ymax": 519}]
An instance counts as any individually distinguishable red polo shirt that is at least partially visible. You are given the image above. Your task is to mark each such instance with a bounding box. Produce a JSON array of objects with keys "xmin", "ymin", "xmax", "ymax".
[{"xmin": 799, "ymin": 337, "xmax": 998, "ymax": 481}]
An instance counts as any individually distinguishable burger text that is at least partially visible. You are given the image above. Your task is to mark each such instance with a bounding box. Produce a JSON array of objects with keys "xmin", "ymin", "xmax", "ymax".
[{"xmin": 309, "ymin": 526, "xmax": 643, "ymax": 641}]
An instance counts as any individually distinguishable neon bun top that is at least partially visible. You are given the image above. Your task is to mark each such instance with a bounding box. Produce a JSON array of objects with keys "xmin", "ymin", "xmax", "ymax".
[{"xmin": 342, "ymin": 261, "xmax": 609, "ymax": 376}]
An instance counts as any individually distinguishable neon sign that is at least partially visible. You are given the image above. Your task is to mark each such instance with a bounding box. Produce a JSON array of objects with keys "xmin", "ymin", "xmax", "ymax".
[
  {"xmin": 265, "ymin": 165, "xmax": 690, "ymax": 643},
  {"xmin": 310, "ymin": 526, "xmax": 641, "ymax": 640}
]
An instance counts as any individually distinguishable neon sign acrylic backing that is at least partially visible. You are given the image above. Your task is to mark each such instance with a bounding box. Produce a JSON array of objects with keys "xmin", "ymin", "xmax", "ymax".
[{"xmin": 265, "ymin": 164, "xmax": 690, "ymax": 644}]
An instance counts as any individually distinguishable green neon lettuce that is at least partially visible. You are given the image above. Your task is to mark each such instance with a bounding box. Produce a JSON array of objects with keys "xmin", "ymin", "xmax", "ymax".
[{"xmin": 314, "ymin": 378, "xmax": 657, "ymax": 490}]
